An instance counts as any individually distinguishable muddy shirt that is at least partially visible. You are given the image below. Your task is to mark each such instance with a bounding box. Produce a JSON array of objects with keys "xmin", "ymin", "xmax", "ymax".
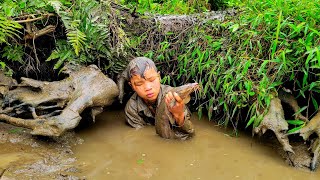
[{"xmin": 125, "ymin": 84, "xmax": 194, "ymax": 136}]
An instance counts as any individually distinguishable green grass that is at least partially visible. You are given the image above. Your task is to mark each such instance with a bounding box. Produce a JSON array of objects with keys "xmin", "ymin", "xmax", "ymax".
[{"xmin": 129, "ymin": 0, "xmax": 320, "ymax": 129}]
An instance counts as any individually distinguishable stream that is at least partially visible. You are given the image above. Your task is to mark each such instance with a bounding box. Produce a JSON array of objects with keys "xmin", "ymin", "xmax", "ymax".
[
  {"xmin": 73, "ymin": 109, "xmax": 319, "ymax": 179},
  {"xmin": 1, "ymin": 109, "xmax": 319, "ymax": 179}
]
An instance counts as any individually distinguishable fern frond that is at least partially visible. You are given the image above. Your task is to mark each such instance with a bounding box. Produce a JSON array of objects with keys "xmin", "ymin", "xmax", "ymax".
[
  {"xmin": 1, "ymin": 45, "xmax": 24, "ymax": 63},
  {"xmin": 67, "ymin": 29, "xmax": 86, "ymax": 56},
  {"xmin": 47, "ymin": 0, "xmax": 62, "ymax": 13},
  {"xmin": 46, "ymin": 40, "xmax": 76, "ymax": 69},
  {"xmin": 0, "ymin": 16, "xmax": 22, "ymax": 44}
]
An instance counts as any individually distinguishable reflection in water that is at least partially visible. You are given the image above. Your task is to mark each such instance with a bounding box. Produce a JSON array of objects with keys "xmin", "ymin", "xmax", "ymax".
[{"xmin": 74, "ymin": 109, "xmax": 319, "ymax": 179}]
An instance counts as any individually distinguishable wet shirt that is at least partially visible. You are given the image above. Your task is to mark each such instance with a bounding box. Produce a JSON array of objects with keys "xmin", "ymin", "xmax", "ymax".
[{"xmin": 125, "ymin": 84, "xmax": 194, "ymax": 137}]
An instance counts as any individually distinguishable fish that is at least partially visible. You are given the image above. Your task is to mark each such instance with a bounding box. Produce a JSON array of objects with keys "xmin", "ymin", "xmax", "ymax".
[{"xmin": 155, "ymin": 83, "xmax": 199, "ymax": 140}]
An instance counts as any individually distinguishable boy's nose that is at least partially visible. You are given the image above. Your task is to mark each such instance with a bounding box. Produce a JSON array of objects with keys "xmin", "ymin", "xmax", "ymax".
[{"xmin": 145, "ymin": 83, "xmax": 152, "ymax": 91}]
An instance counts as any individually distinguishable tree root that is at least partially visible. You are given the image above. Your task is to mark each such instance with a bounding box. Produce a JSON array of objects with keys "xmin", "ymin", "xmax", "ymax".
[
  {"xmin": 0, "ymin": 65, "xmax": 119, "ymax": 136},
  {"xmin": 311, "ymin": 138, "xmax": 320, "ymax": 171},
  {"xmin": 254, "ymin": 97, "xmax": 294, "ymax": 153},
  {"xmin": 278, "ymin": 88, "xmax": 308, "ymax": 122},
  {"xmin": 289, "ymin": 109, "xmax": 320, "ymax": 171}
]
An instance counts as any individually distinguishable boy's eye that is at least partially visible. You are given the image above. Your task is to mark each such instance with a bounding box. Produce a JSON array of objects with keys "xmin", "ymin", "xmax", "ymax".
[
  {"xmin": 148, "ymin": 77, "xmax": 156, "ymax": 81},
  {"xmin": 135, "ymin": 83, "xmax": 143, "ymax": 86}
]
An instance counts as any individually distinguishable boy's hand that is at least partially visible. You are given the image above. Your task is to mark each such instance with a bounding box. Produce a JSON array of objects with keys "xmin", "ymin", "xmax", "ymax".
[{"xmin": 165, "ymin": 92, "xmax": 185, "ymax": 126}]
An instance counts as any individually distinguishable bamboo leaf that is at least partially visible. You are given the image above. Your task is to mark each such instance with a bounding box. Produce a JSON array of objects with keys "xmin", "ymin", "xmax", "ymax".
[
  {"xmin": 287, "ymin": 126, "xmax": 304, "ymax": 134},
  {"xmin": 293, "ymin": 106, "xmax": 308, "ymax": 117},
  {"xmin": 287, "ymin": 120, "xmax": 305, "ymax": 125}
]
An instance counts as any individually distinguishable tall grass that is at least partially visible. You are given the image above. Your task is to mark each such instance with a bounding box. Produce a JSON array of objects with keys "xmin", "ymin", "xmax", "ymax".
[{"xmin": 129, "ymin": 0, "xmax": 320, "ymax": 129}]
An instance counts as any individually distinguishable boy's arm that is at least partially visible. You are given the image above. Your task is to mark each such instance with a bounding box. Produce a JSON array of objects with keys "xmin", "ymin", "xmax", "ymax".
[
  {"xmin": 173, "ymin": 107, "xmax": 195, "ymax": 134},
  {"xmin": 165, "ymin": 92, "xmax": 185, "ymax": 125},
  {"xmin": 165, "ymin": 92, "xmax": 194, "ymax": 134}
]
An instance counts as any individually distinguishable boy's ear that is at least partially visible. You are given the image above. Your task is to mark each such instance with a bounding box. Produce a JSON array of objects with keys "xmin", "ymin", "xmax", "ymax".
[{"xmin": 128, "ymin": 82, "xmax": 132, "ymax": 87}]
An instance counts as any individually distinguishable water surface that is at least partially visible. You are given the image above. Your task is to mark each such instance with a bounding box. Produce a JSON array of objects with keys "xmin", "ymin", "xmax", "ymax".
[{"xmin": 73, "ymin": 109, "xmax": 319, "ymax": 180}]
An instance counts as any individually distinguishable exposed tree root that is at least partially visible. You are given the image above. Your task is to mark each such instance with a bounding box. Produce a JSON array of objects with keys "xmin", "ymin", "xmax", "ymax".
[
  {"xmin": 292, "ymin": 109, "xmax": 320, "ymax": 170},
  {"xmin": 0, "ymin": 65, "xmax": 119, "ymax": 136},
  {"xmin": 14, "ymin": 13, "xmax": 56, "ymax": 23},
  {"xmin": 311, "ymin": 138, "xmax": 320, "ymax": 171},
  {"xmin": 257, "ymin": 89, "xmax": 320, "ymax": 170},
  {"xmin": 278, "ymin": 88, "xmax": 308, "ymax": 122},
  {"xmin": 254, "ymin": 97, "xmax": 294, "ymax": 153}
]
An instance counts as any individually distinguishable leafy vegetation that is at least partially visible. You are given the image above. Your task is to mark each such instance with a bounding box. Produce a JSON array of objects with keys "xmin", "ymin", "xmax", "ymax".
[
  {"xmin": 124, "ymin": 0, "xmax": 320, "ymax": 130},
  {"xmin": 0, "ymin": 0, "xmax": 129, "ymax": 77},
  {"xmin": 0, "ymin": 0, "xmax": 319, "ymax": 132},
  {"xmin": 121, "ymin": 0, "xmax": 212, "ymax": 14}
]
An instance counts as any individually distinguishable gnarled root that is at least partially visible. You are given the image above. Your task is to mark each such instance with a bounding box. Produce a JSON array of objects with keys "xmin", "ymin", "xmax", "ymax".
[
  {"xmin": 310, "ymin": 138, "xmax": 320, "ymax": 171},
  {"xmin": 0, "ymin": 65, "xmax": 119, "ymax": 136},
  {"xmin": 254, "ymin": 97, "xmax": 294, "ymax": 153},
  {"xmin": 278, "ymin": 88, "xmax": 308, "ymax": 122},
  {"xmin": 293, "ymin": 110, "xmax": 320, "ymax": 171},
  {"xmin": 298, "ymin": 110, "xmax": 320, "ymax": 140}
]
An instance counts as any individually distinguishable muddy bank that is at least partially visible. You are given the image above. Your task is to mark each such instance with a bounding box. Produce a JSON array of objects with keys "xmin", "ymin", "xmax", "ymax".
[{"xmin": 0, "ymin": 122, "xmax": 84, "ymax": 179}]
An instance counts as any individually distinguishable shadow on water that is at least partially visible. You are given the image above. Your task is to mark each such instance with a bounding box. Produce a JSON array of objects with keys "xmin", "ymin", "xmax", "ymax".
[{"xmin": 73, "ymin": 108, "xmax": 320, "ymax": 180}]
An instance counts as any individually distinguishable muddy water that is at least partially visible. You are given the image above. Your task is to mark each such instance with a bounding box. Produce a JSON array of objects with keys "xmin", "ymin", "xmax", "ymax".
[{"xmin": 73, "ymin": 109, "xmax": 320, "ymax": 180}]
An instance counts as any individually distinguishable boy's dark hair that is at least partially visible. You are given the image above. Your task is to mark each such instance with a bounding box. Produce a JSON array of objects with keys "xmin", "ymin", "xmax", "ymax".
[{"xmin": 127, "ymin": 57, "xmax": 157, "ymax": 79}]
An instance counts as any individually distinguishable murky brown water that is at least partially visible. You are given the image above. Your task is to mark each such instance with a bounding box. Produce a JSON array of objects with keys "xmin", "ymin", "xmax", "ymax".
[{"xmin": 73, "ymin": 109, "xmax": 320, "ymax": 180}]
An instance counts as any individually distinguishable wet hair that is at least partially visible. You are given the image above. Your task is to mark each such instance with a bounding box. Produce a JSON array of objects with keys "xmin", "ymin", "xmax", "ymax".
[{"xmin": 127, "ymin": 57, "xmax": 157, "ymax": 79}]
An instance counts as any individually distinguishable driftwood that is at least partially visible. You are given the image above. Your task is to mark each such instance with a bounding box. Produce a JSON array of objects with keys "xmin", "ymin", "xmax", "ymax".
[{"xmin": 0, "ymin": 64, "xmax": 119, "ymax": 136}]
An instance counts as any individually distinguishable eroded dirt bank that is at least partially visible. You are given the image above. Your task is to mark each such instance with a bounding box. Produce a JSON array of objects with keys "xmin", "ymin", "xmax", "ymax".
[
  {"xmin": 1, "ymin": 109, "xmax": 320, "ymax": 179},
  {"xmin": 0, "ymin": 122, "xmax": 84, "ymax": 179}
]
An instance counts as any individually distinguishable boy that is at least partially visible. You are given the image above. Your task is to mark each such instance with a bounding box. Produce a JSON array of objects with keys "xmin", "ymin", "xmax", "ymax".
[{"xmin": 122, "ymin": 57, "xmax": 195, "ymax": 139}]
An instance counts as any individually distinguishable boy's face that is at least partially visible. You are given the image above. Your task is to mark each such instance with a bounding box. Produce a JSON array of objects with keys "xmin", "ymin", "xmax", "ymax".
[{"xmin": 130, "ymin": 67, "xmax": 161, "ymax": 104}]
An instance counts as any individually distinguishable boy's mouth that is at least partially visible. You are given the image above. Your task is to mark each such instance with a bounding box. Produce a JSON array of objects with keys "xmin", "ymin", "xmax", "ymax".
[{"xmin": 146, "ymin": 93, "xmax": 154, "ymax": 98}]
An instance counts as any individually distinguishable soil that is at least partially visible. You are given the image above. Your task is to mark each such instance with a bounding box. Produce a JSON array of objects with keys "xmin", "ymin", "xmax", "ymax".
[
  {"xmin": 0, "ymin": 122, "xmax": 84, "ymax": 179},
  {"xmin": 256, "ymin": 131, "xmax": 314, "ymax": 171}
]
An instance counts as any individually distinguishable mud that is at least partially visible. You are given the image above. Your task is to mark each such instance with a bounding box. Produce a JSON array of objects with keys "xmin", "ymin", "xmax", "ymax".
[
  {"xmin": 256, "ymin": 131, "xmax": 313, "ymax": 171},
  {"xmin": 0, "ymin": 122, "xmax": 84, "ymax": 179}
]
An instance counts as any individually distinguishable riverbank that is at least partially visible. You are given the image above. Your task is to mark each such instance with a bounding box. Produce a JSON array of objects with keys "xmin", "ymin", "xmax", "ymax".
[{"xmin": 0, "ymin": 123, "xmax": 84, "ymax": 179}]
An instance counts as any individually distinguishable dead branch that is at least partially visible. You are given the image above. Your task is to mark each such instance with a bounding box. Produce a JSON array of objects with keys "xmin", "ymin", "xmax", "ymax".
[
  {"xmin": 24, "ymin": 25, "xmax": 56, "ymax": 40},
  {"xmin": 14, "ymin": 13, "xmax": 56, "ymax": 23},
  {"xmin": 254, "ymin": 97, "xmax": 294, "ymax": 153}
]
